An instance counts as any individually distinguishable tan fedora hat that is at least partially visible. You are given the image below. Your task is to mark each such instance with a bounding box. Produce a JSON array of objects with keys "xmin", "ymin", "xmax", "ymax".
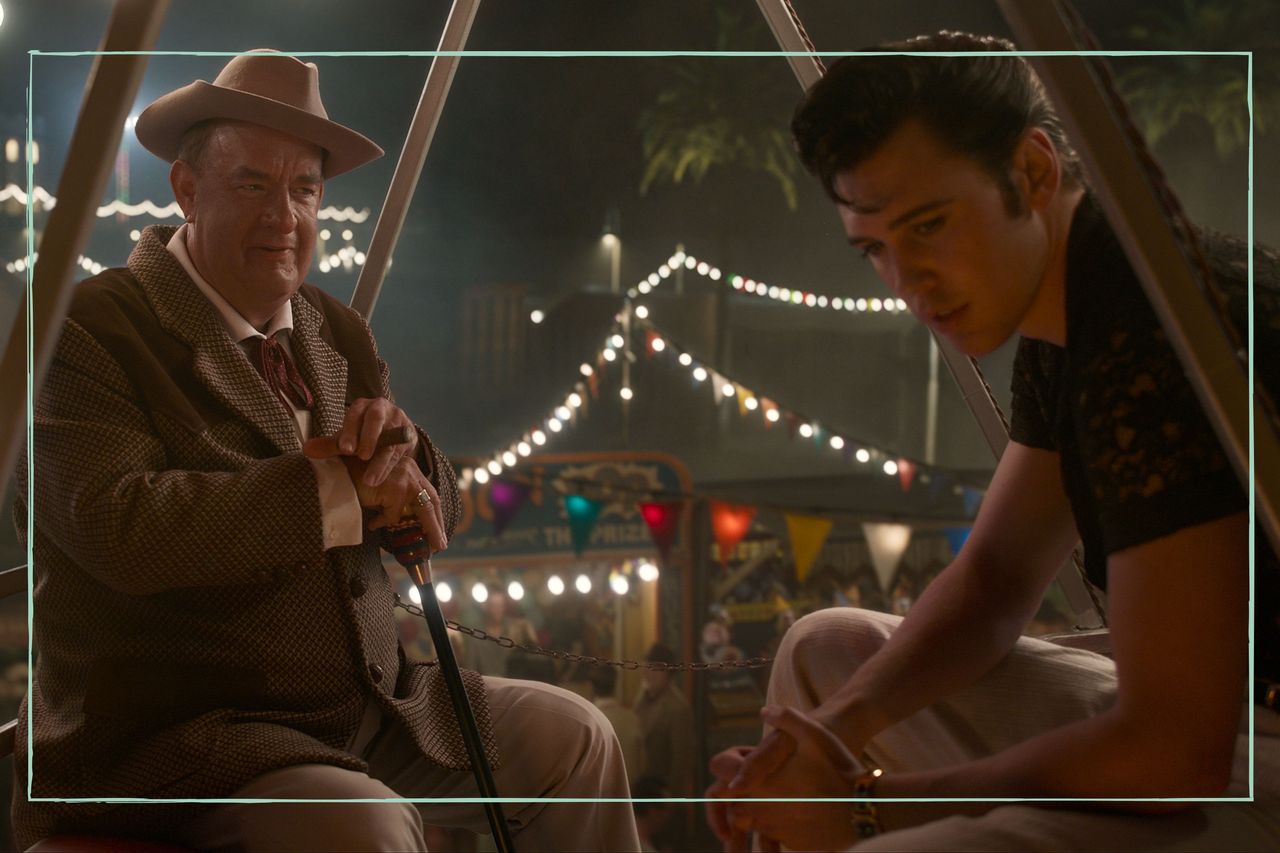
[{"xmin": 135, "ymin": 49, "xmax": 383, "ymax": 178}]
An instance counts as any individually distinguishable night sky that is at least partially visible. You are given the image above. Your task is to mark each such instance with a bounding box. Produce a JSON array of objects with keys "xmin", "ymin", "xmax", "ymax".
[{"xmin": 0, "ymin": 0, "xmax": 1270, "ymax": 485}]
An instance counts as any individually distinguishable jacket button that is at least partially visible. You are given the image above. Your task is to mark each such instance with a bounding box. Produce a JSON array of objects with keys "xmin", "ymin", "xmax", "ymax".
[
  {"xmin": 349, "ymin": 576, "xmax": 366, "ymax": 598},
  {"xmin": 369, "ymin": 663, "xmax": 384, "ymax": 684}
]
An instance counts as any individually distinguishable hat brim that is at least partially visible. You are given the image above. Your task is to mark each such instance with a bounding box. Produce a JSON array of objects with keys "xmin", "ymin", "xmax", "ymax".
[{"xmin": 135, "ymin": 80, "xmax": 383, "ymax": 179}]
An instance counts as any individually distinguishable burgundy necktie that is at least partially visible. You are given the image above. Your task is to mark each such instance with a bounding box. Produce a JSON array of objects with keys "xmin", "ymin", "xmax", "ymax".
[{"xmin": 246, "ymin": 334, "xmax": 315, "ymax": 412}]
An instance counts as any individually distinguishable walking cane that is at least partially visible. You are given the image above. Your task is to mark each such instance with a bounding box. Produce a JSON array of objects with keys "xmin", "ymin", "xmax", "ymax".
[{"xmin": 374, "ymin": 435, "xmax": 514, "ymax": 852}]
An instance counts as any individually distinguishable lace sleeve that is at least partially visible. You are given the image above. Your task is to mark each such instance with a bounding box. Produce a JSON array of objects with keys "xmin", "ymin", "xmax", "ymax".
[
  {"xmin": 1070, "ymin": 290, "xmax": 1244, "ymax": 556},
  {"xmin": 1009, "ymin": 336, "xmax": 1060, "ymax": 451}
]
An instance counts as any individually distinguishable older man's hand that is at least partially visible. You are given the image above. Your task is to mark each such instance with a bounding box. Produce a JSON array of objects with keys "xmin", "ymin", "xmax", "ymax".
[
  {"xmin": 304, "ymin": 397, "xmax": 419, "ymax": 487},
  {"xmin": 711, "ymin": 705, "xmax": 867, "ymax": 852},
  {"xmin": 303, "ymin": 399, "xmax": 447, "ymax": 551}
]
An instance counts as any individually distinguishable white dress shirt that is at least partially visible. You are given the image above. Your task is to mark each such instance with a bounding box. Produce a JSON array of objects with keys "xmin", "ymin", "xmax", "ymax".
[{"xmin": 167, "ymin": 225, "xmax": 362, "ymax": 550}]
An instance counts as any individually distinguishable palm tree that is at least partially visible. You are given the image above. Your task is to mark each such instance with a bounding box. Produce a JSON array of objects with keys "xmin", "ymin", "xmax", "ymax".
[
  {"xmin": 1112, "ymin": 0, "xmax": 1278, "ymax": 157},
  {"xmin": 637, "ymin": 5, "xmax": 800, "ymax": 211}
]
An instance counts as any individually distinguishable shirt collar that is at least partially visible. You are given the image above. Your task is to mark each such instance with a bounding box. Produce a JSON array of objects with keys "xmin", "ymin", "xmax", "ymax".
[{"xmin": 166, "ymin": 223, "xmax": 294, "ymax": 343}]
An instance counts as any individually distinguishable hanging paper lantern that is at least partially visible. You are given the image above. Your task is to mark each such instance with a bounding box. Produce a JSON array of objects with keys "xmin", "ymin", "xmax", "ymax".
[
  {"xmin": 639, "ymin": 500, "xmax": 682, "ymax": 562},
  {"xmin": 785, "ymin": 513, "xmax": 833, "ymax": 583},
  {"xmin": 710, "ymin": 501, "xmax": 757, "ymax": 563},
  {"xmin": 489, "ymin": 479, "xmax": 531, "ymax": 536},
  {"xmin": 897, "ymin": 458, "xmax": 917, "ymax": 493},
  {"xmin": 565, "ymin": 494, "xmax": 604, "ymax": 556},
  {"xmin": 863, "ymin": 522, "xmax": 912, "ymax": 593}
]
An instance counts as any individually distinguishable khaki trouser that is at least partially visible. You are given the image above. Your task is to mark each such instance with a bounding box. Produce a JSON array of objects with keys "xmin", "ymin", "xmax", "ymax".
[
  {"xmin": 767, "ymin": 608, "xmax": 1280, "ymax": 852},
  {"xmin": 174, "ymin": 676, "xmax": 641, "ymax": 852}
]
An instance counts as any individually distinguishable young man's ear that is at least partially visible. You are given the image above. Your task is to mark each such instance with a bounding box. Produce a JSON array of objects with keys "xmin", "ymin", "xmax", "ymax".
[
  {"xmin": 170, "ymin": 159, "xmax": 198, "ymax": 223},
  {"xmin": 1013, "ymin": 128, "xmax": 1061, "ymax": 213}
]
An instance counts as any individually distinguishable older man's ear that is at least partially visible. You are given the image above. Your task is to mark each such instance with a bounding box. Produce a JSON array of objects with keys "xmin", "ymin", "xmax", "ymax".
[{"xmin": 170, "ymin": 159, "xmax": 198, "ymax": 223}]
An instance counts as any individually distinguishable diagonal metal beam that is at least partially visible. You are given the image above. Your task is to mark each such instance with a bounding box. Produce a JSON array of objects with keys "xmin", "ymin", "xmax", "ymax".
[
  {"xmin": 349, "ymin": 0, "xmax": 480, "ymax": 321},
  {"xmin": 998, "ymin": 0, "xmax": 1279, "ymax": 556},
  {"xmin": 753, "ymin": 0, "xmax": 1104, "ymax": 626},
  {"xmin": 0, "ymin": 0, "xmax": 170, "ymax": 488}
]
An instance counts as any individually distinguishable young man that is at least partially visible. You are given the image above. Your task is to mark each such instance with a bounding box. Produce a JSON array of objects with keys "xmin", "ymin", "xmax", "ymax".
[
  {"xmin": 708, "ymin": 32, "xmax": 1280, "ymax": 852},
  {"xmin": 15, "ymin": 50, "xmax": 639, "ymax": 852}
]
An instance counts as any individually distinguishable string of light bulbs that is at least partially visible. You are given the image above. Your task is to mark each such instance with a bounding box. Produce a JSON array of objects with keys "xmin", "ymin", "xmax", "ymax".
[
  {"xmin": 464, "ymin": 302, "xmax": 967, "ymax": 492},
  {"xmin": 5, "ymin": 251, "xmax": 106, "ymax": 276},
  {"xmin": 628, "ymin": 247, "xmax": 910, "ymax": 316},
  {"xmin": 458, "ymin": 320, "xmax": 626, "ymax": 489},
  {"xmin": 405, "ymin": 557, "xmax": 661, "ymax": 607},
  {"xmin": 0, "ymin": 183, "xmax": 371, "ymax": 223}
]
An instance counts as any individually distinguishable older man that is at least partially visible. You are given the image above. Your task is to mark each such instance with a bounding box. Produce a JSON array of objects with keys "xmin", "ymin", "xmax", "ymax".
[{"xmin": 14, "ymin": 51, "xmax": 638, "ymax": 852}]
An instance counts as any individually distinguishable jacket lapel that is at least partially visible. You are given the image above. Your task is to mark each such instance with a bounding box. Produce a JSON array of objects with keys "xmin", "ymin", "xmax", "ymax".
[
  {"xmin": 128, "ymin": 226, "xmax": 303, "ymax": 455},
  {"xmin": 290, "ymin": 294, "xmax": 349, "ymax": 441}
]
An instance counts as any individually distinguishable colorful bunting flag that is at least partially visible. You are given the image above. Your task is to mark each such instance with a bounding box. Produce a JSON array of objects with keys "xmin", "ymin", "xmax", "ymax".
[
  {"xmin": 639, "ymin": 500, "xmax": 682, "ymax": 561},
  {"xmin": 785, "ymin": 513, "xmax": 833, "ymax": 583},
  {"xmin": 710, "ymin": 501, "xmax": 757, "ymax": 563},
  {"xmin": 944, "ymin": 526, "xmax": 972, "ymax": 557},
  {"xmin": 897, "ymin": 458, "xmax": 917, "ymax": 492},
  {"xmin": 962, "ymin": 486, "xmax": 983, "ymax": 517},
  {"xmin": 862, "ymin": 522, "xmax": 912, "ymax": 593},
  {"xmin": 565, "ymin": 494, "xmax": 603, "ymax": 556},
  {"xmin": 489, "ymin": 479, "xmax": 531, "ymax": 536}
]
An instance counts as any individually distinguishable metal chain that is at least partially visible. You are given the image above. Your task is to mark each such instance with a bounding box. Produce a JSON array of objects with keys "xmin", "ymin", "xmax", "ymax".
[{"xmin": 394, "ymin": 594, "xmax": 773, "ymax": 671}]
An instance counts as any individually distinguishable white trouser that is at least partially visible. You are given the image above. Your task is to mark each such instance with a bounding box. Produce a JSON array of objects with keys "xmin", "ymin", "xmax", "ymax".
[
  {"xmin": 174, "ymin": 676, "xmax": 641, "ymax": 852},
  {"xmin": 767, "ymin": 608, "xmax": 1280, "ymax": 852}
]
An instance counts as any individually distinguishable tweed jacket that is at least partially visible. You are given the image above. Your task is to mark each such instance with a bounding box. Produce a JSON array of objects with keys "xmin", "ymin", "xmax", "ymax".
[{"xmin": 11, "ymin": 225, "xmax": 496, "ymax": 848}]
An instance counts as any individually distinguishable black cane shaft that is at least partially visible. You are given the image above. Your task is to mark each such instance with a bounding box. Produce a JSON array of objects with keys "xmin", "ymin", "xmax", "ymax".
[{"xmin": 412, "ymin": 562, "xmax": 515, "ymax": 853}]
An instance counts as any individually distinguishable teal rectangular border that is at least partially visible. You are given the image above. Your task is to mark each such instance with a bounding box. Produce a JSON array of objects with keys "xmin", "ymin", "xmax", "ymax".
[{"xmin": 25, "ymin": 47, "xmax": 1257, "ymax": 810}]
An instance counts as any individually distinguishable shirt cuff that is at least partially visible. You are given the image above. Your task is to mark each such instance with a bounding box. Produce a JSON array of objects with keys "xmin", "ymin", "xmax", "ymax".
[{"xmin": 309, "ymin": 457, "xmax": 363, "ymax": 549}]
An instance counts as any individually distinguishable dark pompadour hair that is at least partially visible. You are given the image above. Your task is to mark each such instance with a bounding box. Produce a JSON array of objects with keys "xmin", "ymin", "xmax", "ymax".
[{"xmin": 792, "ymin": 31, "xmax": 1083, "ymax": 212}]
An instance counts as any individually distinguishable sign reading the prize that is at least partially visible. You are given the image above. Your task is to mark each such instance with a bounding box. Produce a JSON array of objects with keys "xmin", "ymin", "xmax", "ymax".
[{"xmin": 435, "ymin": 452, "xmax": 691, "ymax": 565}]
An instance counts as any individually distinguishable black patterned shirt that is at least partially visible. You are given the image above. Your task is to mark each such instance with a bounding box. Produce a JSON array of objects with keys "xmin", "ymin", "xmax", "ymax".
[{"xmin": 1009, "ymin": 194, "xmax": 1280, "ymax": 689}]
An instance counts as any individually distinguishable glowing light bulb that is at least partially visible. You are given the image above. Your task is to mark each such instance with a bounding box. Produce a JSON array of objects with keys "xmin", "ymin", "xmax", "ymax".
[
  {"xmin": 474, "ymin": 468, "xmax": 491, "ymax": 484},
  {"xmin": 883, "ymin": 460, "xmax": 899, "ymax": 476},
  {"xmin": 575, "ymin": 574, "xmax": 592, "ymax": 594},
  {"xmin": 532, "ymin": 430, "xmax": 547, "ymax": 445},
  {"xmin": 620, "ymin": 386, "xmax": 634, "ymax": 401},
  {"xmin": 693, "ymin": 367, "xmax": 708, "ymax": 382},
  {"xmin": 548, "ymin": 418, "xmax": 563, "ymax": 433},
  {"xmin": 517, "ymin": 441, "xmax": 531, "ymax": 456},
  {"xmin": 799, "ymin": 423, "xmax": 814, "ymax": 438},
  {"xmin": 580, "ymin": 363, "xmax": 594, "ymax": 377},
  {"xmin": 634, "ymin": 305, "xmax": 649, "ymax": 319},
  {"xmin": 651, "ymin": 337, "xmax": 665, "ymax": 352},
  {"xmin": 611, "ymin": 334, "xmax": 624, "ymax": 348},
  {"xmin": 487, "ymin": 460, "xmax": 503, "ymax": 476},
  {"xmin": 568, "ymin": 393, "xmax": 583, "ymax": 408},
  {"xmin": 856, "ymin": 448, "xmax": 871, "ymax": 464},
  {"xmin": 472, "ymin": 582, "xmax": 489, "ymax": 603},
  {"xmin": 409, "ymin": 585, "xmax": 422, "ymax": 604},
  {"xmin": 548, "ymin": 574, "xmax": 565, "ymax": 595},
  {"xmin": 678, "ymin": 353, "xmax": 693, "ymax": 366},
  {"xmin": 502, "ymin": 451, "xmax": 517, "ymax": 467},
  {"xmin": 507, "ymin": 580, "xmax": 525, "ymax": 601},
  {"xmin": 610, "ymin": 573, "xmax": 630, "ymax": 595},
  {"xmin": 556, "ymin": 406, "xmax": 571, "ymax": 420},
  {"xmin": 602, "ymin": 348, "xmax": 617, "ymax": 362},
  {"xmin": 766, "ymin": 408, "xmax": 780, "ymax": 423},
  {"xmin": 830, "ymin": 436, "xmax": 845, "ymax": 450},
  {"xmin": 637, "ymin": 561, "xmax": 660, "ymax": 582},
  {"xmin": 435, "ymin": 582, "xmax": 451, "ymax": 603},
  {"xmin": 530, "ymin": 310, "xmax": 545, "ymax": 324}
]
